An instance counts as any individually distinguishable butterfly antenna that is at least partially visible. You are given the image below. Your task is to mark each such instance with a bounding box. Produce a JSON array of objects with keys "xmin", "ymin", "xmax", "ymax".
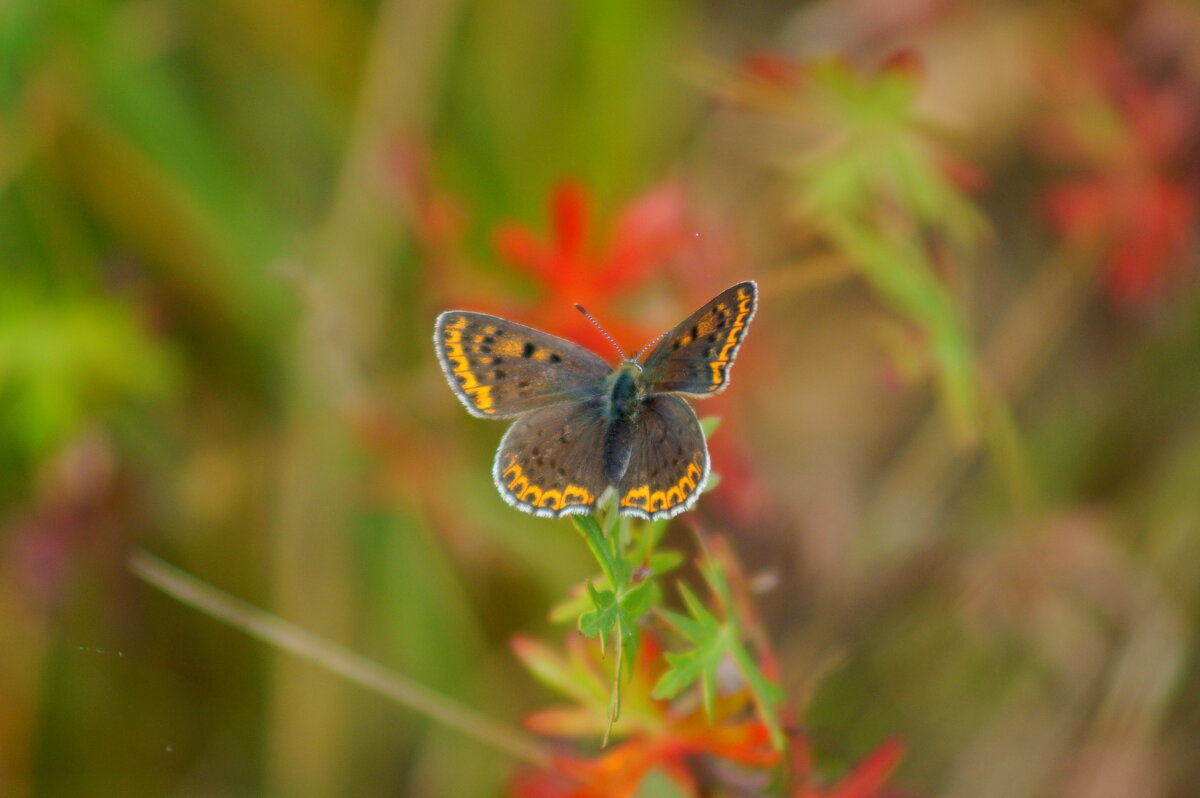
[
  {"xmin": 634, "ymin": 330, "xmax": 668, "ymax": 363},
  {"xmin": 575, "ymin": 304, "xmax": 627, "ymax": 360}
]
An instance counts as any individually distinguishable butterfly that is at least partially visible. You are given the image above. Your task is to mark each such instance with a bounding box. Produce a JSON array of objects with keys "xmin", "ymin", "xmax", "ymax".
[{"xmin": 433, "ymin": 282, "xmax": 757, "ymax": 521}]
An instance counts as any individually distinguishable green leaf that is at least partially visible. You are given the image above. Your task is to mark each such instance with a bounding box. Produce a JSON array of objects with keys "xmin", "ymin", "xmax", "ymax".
[
  {"xmin": 823, "ymin": 216, "xmax": 982, "ymax": 445},
  {"xmin": 646, "ymin": 550, "xmax": 684, "ymax": 577},
  {"xmin": 653, "ymin": 557, "xmax": 786, "ymax": 749},
  {"xmin": 511, "ymin": 635, "xmax": 608, "ymax": 707},
  {"xmin": 569, "ymin": 508, "xmax": 682, "ymax": 731},
  {"xmin": 619, "ymin": 579, "xmax": 656, "ymax": 619},
  {"xmin": 548, "ymin": 582, "xmax": 599, "ymax": 624},
  {"xmin": 579, "ymin": 581, "xmax": 619, "ymax": 650},
  {"xmin": 652, "ymin": 583, "xmax": 726, "ymax": 717}
]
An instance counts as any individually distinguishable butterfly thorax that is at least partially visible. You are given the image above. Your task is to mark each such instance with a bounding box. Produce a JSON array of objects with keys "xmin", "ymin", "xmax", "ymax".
[
  {"xmin": 600, "ymin": 361, "xmax": 647, "ymax": 484},
  {"xmin": 603, "ymin": 361, "xmax": 646, "ymax": 421}
]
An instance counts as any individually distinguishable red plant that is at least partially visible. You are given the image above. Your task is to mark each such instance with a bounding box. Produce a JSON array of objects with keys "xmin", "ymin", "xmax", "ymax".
[
  {"xmin": 1040, "ymin": 34, "xmax": 1198, "ymax": 307},
  {"xmin": 491, "ymin": 180, "xmax": 692, "ymax": 355},
  {"xmin": 509, "ymin": 633, "xmax": 781, "ymax": 798}
]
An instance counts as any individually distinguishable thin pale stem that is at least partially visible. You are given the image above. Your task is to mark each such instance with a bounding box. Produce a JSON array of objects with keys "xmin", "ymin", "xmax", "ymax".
[
  {"xmin": 602, "ymin": 633, "xmax": 624, "ymax": 749},
  {"xmin": 129, "ymin": 550, "xmax": 551, "ymax": 768}
]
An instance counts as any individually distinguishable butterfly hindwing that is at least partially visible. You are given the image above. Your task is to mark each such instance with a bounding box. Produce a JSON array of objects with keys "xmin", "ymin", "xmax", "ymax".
[
  {"xmin": 616, "ymin": 395, "xmax": 709, "ymax": 521},
  {"xmin": 434, "ymin": 311, "xmax": 611, "ymax": 418},
  {"xmin": 641, "ymin": 281, "xmax": 757, "ymax": 396},
  {"xmin": 493, "ymin": 400, "xmax": 610, "ymax": 517}
]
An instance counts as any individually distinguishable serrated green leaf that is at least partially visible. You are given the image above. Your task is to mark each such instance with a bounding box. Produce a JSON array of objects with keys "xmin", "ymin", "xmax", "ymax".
[
  {"xmin": 677, "ymin": 582, "xmax": 719, "ymax": 627},
  {"xmin": 619, "ymin": 579, "xmax": 655, "ymax": 619},
  {"xmin": 650, "ymin": 651, "xmax": 705, "ymax": 701},
  {"xmin": 511, "ymin": 636, "xmax": 608, "ymax": 705},
  {"xmin": 548, "ymin": 586, "xmax": 594, "ymax": 624},
  {"xmin": 655, "ymin": 556, "xmax": 787, "ymax": 748},
  {"xmin": 656, "ymin": 606, "xmax": 706, "ymax": 642},
  {"xmin": 652, "ymin": 582, "xmax": 727, "ymax": 721},
  {"xmin": 579, "ymin": 581, "xmax": 619, "ymax": 645}
]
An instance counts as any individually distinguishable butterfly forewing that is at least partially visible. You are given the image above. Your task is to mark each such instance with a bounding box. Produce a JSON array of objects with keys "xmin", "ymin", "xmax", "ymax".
[
  {"xmin": 493, "ymin": 401, "xmax": 610, "ymax": 517},
  {"xmin": 641, "ymin": 281, "xmax": 757, "ymax": 396},
  {"xmin": 616, "ymin": 395, "xmax": 709, "ymax": 521},
  {"xmin": 434, "ymin": 311, "xmax": 611, "ymax": 418}
]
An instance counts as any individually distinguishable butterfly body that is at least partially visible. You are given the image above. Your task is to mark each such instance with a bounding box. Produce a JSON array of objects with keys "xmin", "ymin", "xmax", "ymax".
[
  {"xmin": 434, "ymin": 282, "xmax": 757, "ymax": 521},
  {"xmin": 599, "ymin": 361, "xmax": 647, "ymax": 484}
]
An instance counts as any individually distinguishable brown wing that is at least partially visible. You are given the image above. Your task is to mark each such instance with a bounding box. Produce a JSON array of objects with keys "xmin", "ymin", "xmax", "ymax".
[
  {"xmin": 492, "ymin": 401, "xmax": 610, "ymax": 518},
  {"xmin": 616, "ymin": 395, "xmax": 709, "ymax": 521},
  {"xmin": 640, "ymin": 282, "xmax": 757, "ymax": 397},
  {"xmin": 434, "ymin": 311, "xmax": 611, "ymax": 418}
]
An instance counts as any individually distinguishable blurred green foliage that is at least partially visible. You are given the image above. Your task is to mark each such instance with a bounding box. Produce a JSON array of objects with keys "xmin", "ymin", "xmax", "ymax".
[{"xmin": 0, "ymin": 289, "xmax": 177, "ymax": 460}]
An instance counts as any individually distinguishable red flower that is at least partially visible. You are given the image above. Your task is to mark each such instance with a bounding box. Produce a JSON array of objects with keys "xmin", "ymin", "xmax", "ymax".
[
  {"xmin": 533, "ymin": 719, "xmax": 778, "ymax": 798},
  {"xmin": 1040, "ymin": 35, "xmax": 1198, "ymax": 307},
  {"xmin": 491, "ymin": 180, "xmax": 690, "ymax": 355},
  {"xmin": 509, "ymin": 633, "xmax": 781, "ymax": 798}
]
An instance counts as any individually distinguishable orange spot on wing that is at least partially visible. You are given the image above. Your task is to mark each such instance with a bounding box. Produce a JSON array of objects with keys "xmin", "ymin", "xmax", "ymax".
[
  {"xmin": 442, "ymin": 322, "xmax": 496, "ymax": 412},
  {"xmin": 468, "ymin": 384, "xmax": 494, "ymax": 411},
  {"xmin": 622, "ymin": 459, "xmax": 704, "ymax": 512},
  {"xmin": 562, "ymin": 484, "xmax": 594, "ymax": 507},
  {"xmin": 708, "ymin": 361, "xmax": 725, "ymax": 387},
  {"xmin": 503, "ymin": 457, "xmax": 594, "ymax": 512},
  {"xmin": 492, "ymin": 338, "xmax": 525, "ymax": 357},
  {"xmin": 521, "ymin": 484, "xmax": 543, "ymax": 505},
  {"xmin": 621, "ymin": 485, "xmax": 651, "ymax": 509},
  {"xmin": 502, "ymin": 458, "xmax": 530, "ymax": 497},
  {"xmin": 700, "ymin": 292, "xmax": 755, "ymax": 390}
]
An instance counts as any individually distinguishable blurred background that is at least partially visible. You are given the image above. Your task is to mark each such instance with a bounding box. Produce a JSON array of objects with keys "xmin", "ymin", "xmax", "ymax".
[{"xmin": 3, "ymin": 0, "xmax": 1200, "ymax": 795}]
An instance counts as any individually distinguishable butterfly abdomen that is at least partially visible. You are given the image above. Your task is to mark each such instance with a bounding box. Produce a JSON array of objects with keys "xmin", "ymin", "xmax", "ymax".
[{"xmin": 603, "ymin": 418, "xmax": 634, "ymax": 484}]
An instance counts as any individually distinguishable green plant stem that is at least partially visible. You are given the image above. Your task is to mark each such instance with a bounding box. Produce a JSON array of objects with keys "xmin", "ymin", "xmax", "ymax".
[
  {"xmin": 129, "ymin": 550, "xmax": 551, "ymax": 768},
  {"xmin": 823, "ymin": 215, "xmax": 981, "ymax": 446},
  {"xmin": 602, "ymin": 634, "xmax": 623, "ymax": 750}
]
